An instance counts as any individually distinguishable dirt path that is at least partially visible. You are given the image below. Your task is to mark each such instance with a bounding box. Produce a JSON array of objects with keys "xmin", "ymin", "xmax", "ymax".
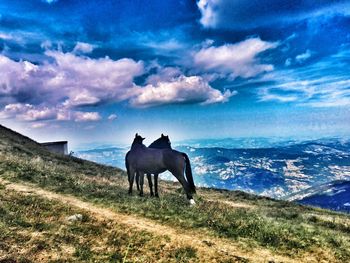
[
  {"xmin": 0, "ymin": 178, "xmax": 297, "ymax": 262},
  {"xmin": 206, "ymin": 199, "xmax": 254, "ymax": 209}
]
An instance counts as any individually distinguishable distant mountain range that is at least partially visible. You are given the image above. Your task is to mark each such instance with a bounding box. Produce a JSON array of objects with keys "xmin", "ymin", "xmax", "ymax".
[
  {"xmin": 286, "ymin": 180, "xmax": 350, "ymax": 213},
  {"xmin": 75, "ymin": 138, "xmax": 350, "ymax": 212}
]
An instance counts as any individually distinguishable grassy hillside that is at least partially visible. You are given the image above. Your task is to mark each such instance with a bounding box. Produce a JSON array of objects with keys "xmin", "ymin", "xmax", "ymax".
[
  {"xmin": 0, "ymin": 124, "xmax": 349, "ymax": 262},
  {"xmin": 0, "ymin": 185, "xmax": 198, "ymax": 262}
]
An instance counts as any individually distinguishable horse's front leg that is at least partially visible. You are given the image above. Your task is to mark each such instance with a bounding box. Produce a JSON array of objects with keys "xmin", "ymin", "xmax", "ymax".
[
  {"xmin": 170, "ymin": 169, "xmax": 193, "ymax": 200},
  {"xmin": 154, "ymin": 173, "xmax": 159, "ymax": 198},
  {"xmin": 147, "ymin": 173, "xmax": 154, "ymax": 196},
  {"xmin": 139, "ymin": 172, "xmax": 144, "ymax": 197},
  {"xmin": 128, "ymin": 168, "xmax": 136, "ymax": 195}
]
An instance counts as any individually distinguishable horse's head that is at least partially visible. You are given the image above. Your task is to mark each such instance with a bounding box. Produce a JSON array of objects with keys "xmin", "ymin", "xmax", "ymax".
[
  {"xmin": 160, "ymin": 133, "xmax": 171, "ymax": 148},
  {"xmin": 148, "ymin": 133, "xmax": 172, "ymax": 149},
  {"xmin": 132, "ymin": 133, "xmax": 145, "ymax": 146}
]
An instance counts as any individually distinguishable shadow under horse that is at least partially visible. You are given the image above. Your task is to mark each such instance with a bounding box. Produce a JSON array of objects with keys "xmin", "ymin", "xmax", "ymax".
[{"xmin": 125, "ymin": 134, "xmax": 196, "ymax": 202}]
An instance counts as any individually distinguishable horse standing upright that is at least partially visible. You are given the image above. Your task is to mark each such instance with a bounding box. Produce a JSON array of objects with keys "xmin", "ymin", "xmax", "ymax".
[
  {"xmin": 135, "ymin": 134, "xmax": 172, "ymax": 197},
  {"xmin": 125, "ymin": 134, "xmax": 196, "ymax": 202}
]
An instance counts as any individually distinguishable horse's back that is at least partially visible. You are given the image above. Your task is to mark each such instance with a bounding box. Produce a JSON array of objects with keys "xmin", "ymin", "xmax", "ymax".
[
  {"xmin": 128, "ymin": 147, "xmax": 166, "ymax": 174},
  {"xmin": 162, "ymin": 149, "xmax": 186, "ymax": 171},
  {"xmin": 163, "ymin": 148, "xmax": 183, "ymax": 159}
]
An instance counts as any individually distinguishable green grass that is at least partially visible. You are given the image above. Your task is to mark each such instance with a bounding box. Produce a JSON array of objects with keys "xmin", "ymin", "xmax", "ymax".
[
  {"xmin": 173, "ymin": 246, "xmax": 197, "ymax": 263},
  {"xmin": 0, "ymin": 187, "xmax": 201, "ymax": 262}
]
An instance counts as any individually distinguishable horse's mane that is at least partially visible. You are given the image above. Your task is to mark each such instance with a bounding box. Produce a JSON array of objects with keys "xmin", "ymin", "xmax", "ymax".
[{"xmin": 149, "ymin": 137, "xmax": 171, "ymax": 149}]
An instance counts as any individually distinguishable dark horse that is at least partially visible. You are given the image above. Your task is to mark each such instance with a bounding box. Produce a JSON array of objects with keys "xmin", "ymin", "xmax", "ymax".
[
  {"xmin": 125, "ymin": 134, "xmax": 196, "ymax": 202},
  {"xmin": 135, "ymin": 134, "xmax": 172, "ymax": 197}
]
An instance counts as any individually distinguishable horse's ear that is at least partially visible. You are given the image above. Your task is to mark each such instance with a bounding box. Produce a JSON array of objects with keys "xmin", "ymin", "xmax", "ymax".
[
  {"xmin": 135, "ymin": 133, "xmax": 139, "ymax": 137},
  {"xmin": 161, "ymin": 133, "xmax": 164, "ymax": 137},
  {"xmin": 142, "ymin": 137, "xmax": 145, "ymax": 141}
]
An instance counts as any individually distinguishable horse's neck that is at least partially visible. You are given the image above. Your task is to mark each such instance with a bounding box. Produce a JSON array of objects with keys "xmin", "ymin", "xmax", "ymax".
[
  {"xmin": 148, "ymin": 140, "xmax": 159, "ymax": 148},
  {"xmin": 149, "ymin": 141, "xmax": 171, "ymax": 149},
  {"xmin": 131, "ymin": 143, "xmax": 146, "ymax": 150}
]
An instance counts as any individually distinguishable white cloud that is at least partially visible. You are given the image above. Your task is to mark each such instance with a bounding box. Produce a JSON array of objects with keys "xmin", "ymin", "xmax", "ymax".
[
  {"xmin": 31, "ymin": 122, "xmax": 47, "ymax": 129},
  {"xmin": 63, "ymin": 90, "xmax": 100, "ymax": 107},
  {"xmin": 145, "ymin": 39, "xmax": 185, "ymax": 52},
  {"xmin": 197, "ymin": 0, "xmax": 350, "ymax": 29},
  {"xmin": 44, "ymin": 0, "xmax": 58, "ymax": 4},
  {"xmin": 193, "ymin": 38, "xmax": 278, "ymax": 79},
  {"xmin": 259, "ymin": 90, "xmax": 299, "ymax": 103},
  {"xmin": 0, "ymin": 103, "xmax": 57, "ymax": 121},
  {"xmin": 0, "ymin": 51, "xmax": 144, "ymax": 109},
  {"xmin": 108, "ymin": 114, "xmax": 118, "ymax": 121},
  {"xmin": 0, "ymin": 102, "xmax": 107, "ymax": 125},
  {"xmin": 308, "ymin": 97, "xmax": 350, "ymax": 107},
  {"xmin": 0, "ymin": 45, "xmax": 241, "ymax": 121},
  {"xmin": 0, "ymin": 32, "xmax": 14, "ymax": 40},
  {"xmin": 74, "ymin": 111, "xmax": 102, "ymax": 122},
  {"xmin": 41, "ymin": 40, "xmax": 52, "ymax": 50},
  {"xmin": 146, "ymin": 67, "xmax": 182, "ymax": 85},
  {"xmin": 57, "ymin": 108, "xmax": 71, "ymax": 121},
  {"xmin": 20, "ymin": 107, "xmax": 57, "ymax": 121},
  {"xmin": 45, "ymin": 50, "xmax": 144, "ymax": 107},
  {"xmin": 197, "ymin": 0, "xmax": 218, "ymax": 28},
  {"xmin": 306, "ymin": 80, "xmax": 350, "ymax": 107},
  {"xmin": 258, "ymin": 70, "xmax": 350, "ymax": 107},
  {"xmin": 73, "ymin": 42, "xmax": 95, "ymax": 54},
  {"xmin": 4, "ymin": 103, "xmax": 31, "ymax": 114},
  {"xmin": 296, "ymin": 50, "xmax": 312, "ymax": 63},
  {"xmin": 285, "ymin": 58, "xmax": 292, "ymax": 67},
  {"xmin": 131, "ymin": 75, "xmax": 235, "ymax": 107},
  {"xmin": 0, "ymin": 103, "xmax": 32, "ymax": 119}
]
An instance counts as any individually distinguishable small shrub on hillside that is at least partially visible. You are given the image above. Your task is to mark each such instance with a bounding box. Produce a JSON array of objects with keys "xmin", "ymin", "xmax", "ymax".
[{"xmin": 172, "ymin": 246, "xmax": 197, "ymax": 262}]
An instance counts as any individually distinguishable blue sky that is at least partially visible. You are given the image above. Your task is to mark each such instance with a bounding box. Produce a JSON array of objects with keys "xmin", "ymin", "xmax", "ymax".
[{"xmin": 0, "ymin": 0, "xmax": 350, "ymax": 148}]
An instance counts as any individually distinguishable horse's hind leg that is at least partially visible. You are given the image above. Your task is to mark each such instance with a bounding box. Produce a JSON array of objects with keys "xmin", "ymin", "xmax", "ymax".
[
  {"xmin": 136, "ymin": 171, "xmax": 140, "ymax": 191},
  {"xmin": 147, "ymin": 173, "xmax": 154, "ymax": 196},
  {"xmin": 154, "ymin": 173, "xmax": 159, "ymax": 198},
  {"xmin": 170, "ymin": 169, "xmax": 193, "ymax": 200},
  {"xmin": 128, "ymin": 167, "xmax": 136, "ymax": 195},
  {"xmin": 139, "ymin": 172, "xmax": 144, "ymax": 197}
]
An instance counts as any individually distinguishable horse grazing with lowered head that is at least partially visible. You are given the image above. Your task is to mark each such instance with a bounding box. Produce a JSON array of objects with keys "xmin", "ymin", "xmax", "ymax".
[{"xmin": 125, "ymin": 134, "xmax": 196, "ymax": 203}]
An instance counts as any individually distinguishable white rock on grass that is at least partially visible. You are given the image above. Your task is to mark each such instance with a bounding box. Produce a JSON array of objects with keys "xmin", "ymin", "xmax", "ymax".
[{"xmin": 66, "ymin": 214, "xmax": 83, "ymax": 222}]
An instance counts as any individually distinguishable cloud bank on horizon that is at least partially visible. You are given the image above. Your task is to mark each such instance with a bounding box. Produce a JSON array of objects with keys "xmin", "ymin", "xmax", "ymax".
[{"xmin": 0, "ymin": 0, "xmax": 350, "ymax": 144}]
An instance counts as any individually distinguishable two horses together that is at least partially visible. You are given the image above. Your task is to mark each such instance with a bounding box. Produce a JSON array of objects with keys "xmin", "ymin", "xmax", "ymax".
[{"xmin": 125, "ymin": 134, "xmax": 196, "ymax": 203}]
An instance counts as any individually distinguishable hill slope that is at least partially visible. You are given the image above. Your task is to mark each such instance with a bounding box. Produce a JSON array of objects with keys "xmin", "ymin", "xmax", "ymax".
[{"xmin": 0, "ymin": 124, "xmax": 350, "ymax": 262}]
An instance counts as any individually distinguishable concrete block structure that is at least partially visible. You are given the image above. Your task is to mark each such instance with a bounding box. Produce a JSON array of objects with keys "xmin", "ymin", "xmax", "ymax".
[{"xmin": 41, "ymin": 141, "xmax": 68, "ymax": 155}]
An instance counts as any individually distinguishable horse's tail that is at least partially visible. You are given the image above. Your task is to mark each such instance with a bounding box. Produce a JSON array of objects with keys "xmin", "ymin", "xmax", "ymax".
[{"xmin": 182, "ymin": 153, "xmax": 196, "ymax": 193}]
